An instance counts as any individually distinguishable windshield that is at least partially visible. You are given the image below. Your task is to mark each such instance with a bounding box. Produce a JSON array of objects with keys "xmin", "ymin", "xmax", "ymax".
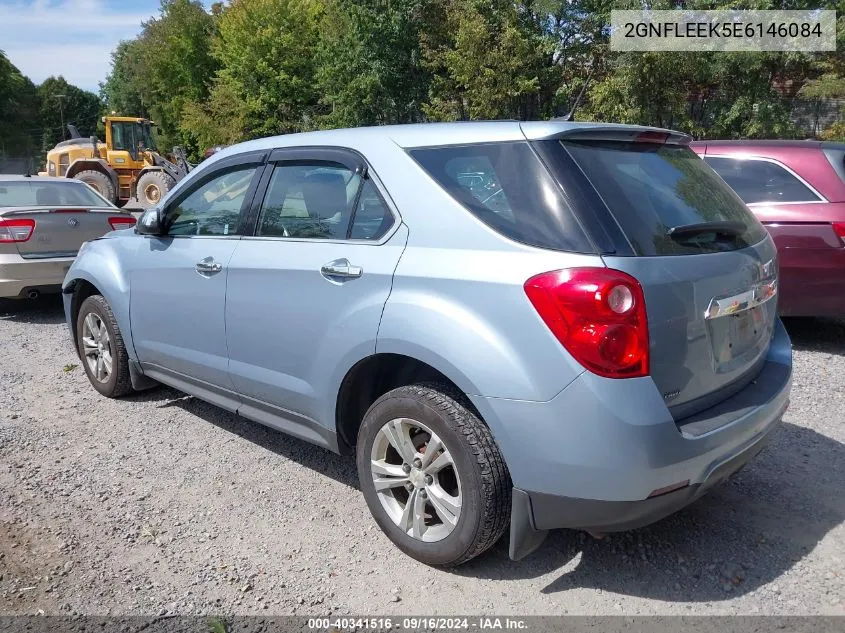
[
  {"xmin": 0, "ymin": 180, "xmax": 115, "ymax": 208},
  {"xmin": 560, "ymin": 140, "xmax": 768, "ymax": 255},
  {"xmin": 111, "ymin": 121, "xmax": 157, "ymax": 153}
]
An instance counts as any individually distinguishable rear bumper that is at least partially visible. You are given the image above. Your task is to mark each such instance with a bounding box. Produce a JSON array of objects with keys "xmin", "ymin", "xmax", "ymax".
[
  {"xmin": 471, "ymin": 319, "xmax": 792, "ymax": 560},
  {"xmin": 523, "ymin": 415, "xmax": 773, "ymax": 528},
  {"xmin": 778, "ymin": 246, "xmax": 845, "ymax": 317},
  {"xmin": 0, "ymin": 253, "xmax": 74, "ymax": 298}
]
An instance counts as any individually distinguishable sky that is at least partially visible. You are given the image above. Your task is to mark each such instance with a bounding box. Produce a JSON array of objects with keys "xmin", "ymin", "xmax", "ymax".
[{"xmin": 0, "ymin": 0, "xmax": 198, "ymax": 94}]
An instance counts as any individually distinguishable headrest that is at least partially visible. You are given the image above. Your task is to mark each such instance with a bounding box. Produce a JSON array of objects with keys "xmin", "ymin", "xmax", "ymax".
[{"xmin": 302, "ymin": 172, "xmax": 347, "ymax": 220}]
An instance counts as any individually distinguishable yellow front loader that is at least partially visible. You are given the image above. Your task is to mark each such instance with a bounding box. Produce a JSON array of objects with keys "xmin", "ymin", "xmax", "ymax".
[{"xmin": 41, "ymin": 116, "xmax": 192, "ymax": 209}]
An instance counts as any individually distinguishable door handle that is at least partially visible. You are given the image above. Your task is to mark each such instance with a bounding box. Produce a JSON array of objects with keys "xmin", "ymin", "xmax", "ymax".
[
  {"xmin": 196, "ymin": 257, "xmax": 223, "ymax": 274},
  {"xmin": 320, "ymin": 258, "xmax": 362, "ymax": 280}
]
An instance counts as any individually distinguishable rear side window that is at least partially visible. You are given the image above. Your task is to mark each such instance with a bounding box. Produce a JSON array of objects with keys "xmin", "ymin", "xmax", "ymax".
[
  {"xmin": 257, "ymin": 162, "xmax": 362, "ymax": 240},
  {"xmin": 823, "ymin": 147, "xmax": 845, "ymax": 186},
  {"xmin": 561, "ymin": 140, "xmax": 768, "ymax": 256},
  {"xmin": 704, "ymin": 156, "xmax": 822, "ymax": 204},
  {"xmin": 410, "ymin": 142, "xmax": 592, "ymax": 253}
]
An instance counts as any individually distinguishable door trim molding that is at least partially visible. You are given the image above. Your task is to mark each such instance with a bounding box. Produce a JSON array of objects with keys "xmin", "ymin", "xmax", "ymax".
[{"xmin": 139, "ymin": 362, "xmax": 339, "ymax": 453}]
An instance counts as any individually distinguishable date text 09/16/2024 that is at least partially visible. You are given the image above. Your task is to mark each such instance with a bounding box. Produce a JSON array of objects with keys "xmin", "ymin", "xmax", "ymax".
[{"xmin": 307, "ymin": 617, "xmax": 528, "ymax": 630}]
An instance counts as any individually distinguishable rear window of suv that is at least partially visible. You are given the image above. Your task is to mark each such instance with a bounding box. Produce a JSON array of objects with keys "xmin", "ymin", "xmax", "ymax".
[
  {"xmin": 410, "ymin": 142, "xmax": 593, "ymax": 253},
  {"xmin": 560, "ymin": 140, "xmax": 768, "ymax": 256}
]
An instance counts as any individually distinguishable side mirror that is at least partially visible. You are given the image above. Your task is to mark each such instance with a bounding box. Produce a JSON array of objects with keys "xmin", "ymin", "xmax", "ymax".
[{"xmin": 136, "ymin": 207, "xmax": 164, "ymax": 236}]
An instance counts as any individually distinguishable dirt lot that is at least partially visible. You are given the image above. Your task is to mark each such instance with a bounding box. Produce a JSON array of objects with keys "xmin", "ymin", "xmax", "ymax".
[{"xmin": 0, "ymin": 296, "xmax": 843, "ymax": 616}]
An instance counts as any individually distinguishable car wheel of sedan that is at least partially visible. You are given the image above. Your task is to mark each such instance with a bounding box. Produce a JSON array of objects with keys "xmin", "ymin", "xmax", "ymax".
[
  {"xmin": 356, "ymin": 383, "xmax": 511, "ymax": 566},
  {"xmin": 76, "ymin": 295, "xmax": 133, "ymax": 398}
]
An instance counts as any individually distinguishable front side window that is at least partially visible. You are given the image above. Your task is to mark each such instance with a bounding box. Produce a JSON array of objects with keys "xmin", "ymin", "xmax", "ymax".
[
  {"xmin": 111, "ymin": 123, "xmax": 131, "ymax": 152},
  {"xmin": 704, "ymin": 156, "xmax": 822, "ymax": 204},
  {"xmin": 166, "ymin": 166, "xmax": 257, "ymax": 236},
  {"xmin": 257, "ymin": 162, "xmax": 361, "ymax": 239}
]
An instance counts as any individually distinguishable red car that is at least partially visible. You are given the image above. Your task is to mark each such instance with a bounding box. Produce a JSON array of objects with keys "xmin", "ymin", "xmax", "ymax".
[{"xmin": 691, "ymin": 140, "xmax": 845, "ymax": 317}]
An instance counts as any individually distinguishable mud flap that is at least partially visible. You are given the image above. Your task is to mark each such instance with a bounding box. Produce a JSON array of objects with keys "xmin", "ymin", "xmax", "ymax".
[
  {"xmin": 128, "ymin": 358, "xmax": 159, "ymax": 391},
  {"xmin": 509, "ymin": 488, "xmax": 548, "ymax": 560}
]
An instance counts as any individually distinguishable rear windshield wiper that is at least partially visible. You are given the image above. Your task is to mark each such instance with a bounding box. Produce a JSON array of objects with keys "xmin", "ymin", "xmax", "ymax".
[{"xmin": 666, "ymin": 221, "xmax": 746, "ymax": 240}]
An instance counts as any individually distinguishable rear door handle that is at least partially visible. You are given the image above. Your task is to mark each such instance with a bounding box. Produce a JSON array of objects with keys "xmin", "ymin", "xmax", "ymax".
[
  {"xmin": 196, "ymin": 257, "xmax": 223, "ymax": 274},
  {"xmin": 321, "ymin": 258, "xmax": 362, "ymax": 280}
]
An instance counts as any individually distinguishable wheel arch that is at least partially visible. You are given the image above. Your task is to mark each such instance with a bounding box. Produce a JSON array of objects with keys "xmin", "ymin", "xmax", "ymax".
[
  {"xmin": 334, "ymin": 352, "xmax": 487, "ymax": 455},
  {"xmin": 136, "ymin": 165, "xmax": 165, "ymax": 179},
  {"xmin": 62, "ymin": 245, "xmax": 136, "ymax": 362},
  {"xmin": 66, "ymin": 159, "xmax": 119, "ymax": 191}
]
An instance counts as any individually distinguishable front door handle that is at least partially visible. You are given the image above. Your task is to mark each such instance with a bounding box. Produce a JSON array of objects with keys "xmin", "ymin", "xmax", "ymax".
[
  {"xmin": 196, "ymin": 257, "xmax": 223, "ymax": 274},
  {"xmin": 320, "ymin": 258, "xmax": 362, "ymax": 280}
]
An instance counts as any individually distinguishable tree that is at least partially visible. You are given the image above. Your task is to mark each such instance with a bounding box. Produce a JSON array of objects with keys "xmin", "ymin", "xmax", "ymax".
[
  {"xmin": 37, "ymin": 76, "xmax": 104, "ymax": 151},
  {"xmin": 421, "ymin": 0, "xmax": 557, "ymax": 121},
  {"xmin": 0, "ymin": 51, "xmax": 39, "ymax": 161},
  {"xmin": 100, "ymin": 40, "xmax": 148, "ymax": 118},
  {"xmin": 138, "ymin": 0, "xmax": 218, "ymax": 150},
  {"xmin": 100, "ymin": 0, "xmax": 217, "ymax": 153},
  {"xmin": 317, "ymin": 0, "xmax": 429, "ymax": 128},
  {"xmin": 187, "ymin": 0, "xmax": 324, "ymax": 140}
]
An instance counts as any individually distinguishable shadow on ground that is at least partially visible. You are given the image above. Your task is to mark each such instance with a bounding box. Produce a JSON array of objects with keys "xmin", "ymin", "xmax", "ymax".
[
  {"xmin": 127, "ymin": 387, "xmax": 359, "ymax": 489},
  {"xmin": 140, "ymin": 384, "xmax": 844, "ymax": 603},
  {"xmin": 0, "ymin": 294, "xmax": 66, "ymax": 325},
  {"xmin": 454, "ymin": 420, "xmax": 843, "ymax": 600},
  {"xmin": 783, "ymin": 316, "xmax": 845, "ymax": 355}
]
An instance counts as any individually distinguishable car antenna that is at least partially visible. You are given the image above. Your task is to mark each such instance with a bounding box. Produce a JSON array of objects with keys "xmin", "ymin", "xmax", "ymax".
[{"xmin": 557, "ymin": 67, "xmax": 595, "ymax": 122}]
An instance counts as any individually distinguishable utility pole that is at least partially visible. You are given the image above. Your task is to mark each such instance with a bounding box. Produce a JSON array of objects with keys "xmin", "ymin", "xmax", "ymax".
[{"xmin": 55, "ymin": 94, "xmax": 67, "ymax": 140}]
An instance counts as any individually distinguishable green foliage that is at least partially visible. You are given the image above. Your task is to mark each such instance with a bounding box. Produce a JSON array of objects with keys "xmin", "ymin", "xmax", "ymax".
[
  {"xmin": 0, "ymin": 51, "xmax": 39, "ymax": 160},
  {"xmin": 317, "ymin": 0, "xmax": 428, "ymax": 127},
  {"xmin": 209, "ymin": 0, "xmax": 324, "ymax": 137},
  {"xmin": 37, "ymin": 76, "xmax": 104, "ymax": 151},
  {"xmin": 10, "ymin": 0, "xmax": 841, "ymax": 161},
  {"xmin": 421, "ymin": 0, "xmax": 556, "ymax": 121},
  {"xmin": 100, "ymin": 41, "xmax": 148, "ymax": 118},
  {"xmin": 100, "ymin": 0, "xmax": 217, "ymax": 155}
]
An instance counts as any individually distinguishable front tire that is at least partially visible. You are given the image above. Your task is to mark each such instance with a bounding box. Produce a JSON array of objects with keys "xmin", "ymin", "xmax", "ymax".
[
  {"xmin": 136, "ymin": 171, "xmax": 176, "ymax": 208},
  {"xmin": 356, "ymin": 384, "xmax": 511, "ymax": 566},
  {"xmin": 76, "ymin": 295, "xmax": 133, "ymax": 398}
]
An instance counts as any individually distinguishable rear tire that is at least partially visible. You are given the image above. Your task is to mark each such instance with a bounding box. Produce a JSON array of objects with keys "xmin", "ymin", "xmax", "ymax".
[
  {"xmin": 76, "ymin": 295, "xmax": 133, "ymax": 398},
  {"xmin": 136, "ymin": 171, "xmax": 176, "ymax": 208},
  {"xmin": 74, "ymin": 170, "xmax": 115, "ymax": 204},
  {"xmin": 356, "ymin": 383, "xmax": 511, "ymax": 566}
]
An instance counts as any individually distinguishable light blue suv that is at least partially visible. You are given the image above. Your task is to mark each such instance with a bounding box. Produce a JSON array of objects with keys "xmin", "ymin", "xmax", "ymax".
[{"xmin": 63, "ymin": 121, "xmax": 792, "ymax": 566}]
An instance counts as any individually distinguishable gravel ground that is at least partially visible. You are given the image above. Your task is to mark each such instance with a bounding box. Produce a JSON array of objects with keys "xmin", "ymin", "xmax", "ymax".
[{"xmin": 0, "ymin": 296, "xmax": 842, "ymax": 616}]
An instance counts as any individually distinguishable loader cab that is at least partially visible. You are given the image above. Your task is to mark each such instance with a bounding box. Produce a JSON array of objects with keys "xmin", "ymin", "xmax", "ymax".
[{"xmin": 104, "ymin": 117, "xmax": 156, "ymax": 167}]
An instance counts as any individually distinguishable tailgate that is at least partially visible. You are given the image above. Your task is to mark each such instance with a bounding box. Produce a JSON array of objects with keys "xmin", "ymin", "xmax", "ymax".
[
  {"xmin": 553, "ymin": 133, "xmax": 779, "ymax": 418},
  {"xmin": 605, "ymin": 239, "xmax": 778, "ymax": 418},
  {"xmin": 2, "ymin": 207, "xmax": 134, "ymax": 259}
]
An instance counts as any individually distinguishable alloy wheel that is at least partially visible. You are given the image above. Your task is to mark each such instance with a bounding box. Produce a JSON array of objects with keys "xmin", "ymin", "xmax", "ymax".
[
  {"xmin": 370, "ymin": 418, "xmax": 462, "ymax": 542},
  {"xmin": 81, "ymin": 312, "xmax": 112, "ymax": 383}
]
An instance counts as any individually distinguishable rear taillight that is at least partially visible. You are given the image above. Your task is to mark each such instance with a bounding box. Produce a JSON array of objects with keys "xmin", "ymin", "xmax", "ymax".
[
  {"xmin": 524, "ymin": 267, "xmax": 649, "ymax": 378},
  {"xmin": 108, "ymin": 216, "xmax": 137, "ymax": 230},
  {"xmin": 833, "ymin": 222, "xmax": 845, "ymax": 246},
  {"xmin": 0, "ymin": 218, "xmax": 36, "ymax": 243}
]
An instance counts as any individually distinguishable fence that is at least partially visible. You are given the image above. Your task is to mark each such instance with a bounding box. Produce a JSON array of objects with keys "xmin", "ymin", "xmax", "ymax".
[{"xmin": 791, "ymin": 97, "xmax": 844, "ymax": 138}]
